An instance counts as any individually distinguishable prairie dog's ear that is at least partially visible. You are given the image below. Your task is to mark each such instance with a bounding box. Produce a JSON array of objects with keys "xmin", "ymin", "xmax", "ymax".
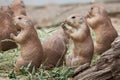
[
  {"xmin": 79, "ymin": 17, "xmax": 85, "ymax": 24},
  {"xmin": 22, "ymin": 18, "xmax": 33, "ymax": 27},
  {"xmin": 26, "ymin": 20, "xmax": 33, "ymax": 27}
]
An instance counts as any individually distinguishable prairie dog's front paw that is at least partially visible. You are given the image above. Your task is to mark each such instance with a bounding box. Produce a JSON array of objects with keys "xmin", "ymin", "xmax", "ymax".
[
  {"xmin": 71, "ymin": 56, "xmax": 81, "ymax": 68},
  {"xmin": 67, "ymin": 26, "xmax": 74, "ymax": 33},
  {"xmin": 65, "ymin": 26, "xmax": 75, "ymax": 37},
  {"xmin": 66, "ymin": 53, "xmax": 73, "ymax": 67},
  {"xmin": 10, "ymin": 33, "xmax": 15, "ymax": 39}
]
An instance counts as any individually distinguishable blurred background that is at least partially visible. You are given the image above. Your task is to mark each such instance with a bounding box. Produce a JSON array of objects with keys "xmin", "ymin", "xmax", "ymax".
[
  {"xmin": 0, "ymin": 0, "xmax": 120, "ymax": 31},
  {"xmin": 0, "ymin": 0, "xmax": 120, "ymax": 6}
]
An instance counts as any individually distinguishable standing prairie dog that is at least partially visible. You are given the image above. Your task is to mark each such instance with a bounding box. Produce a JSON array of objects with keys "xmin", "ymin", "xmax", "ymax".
[
  {"xmin": 10, "ymin": 15, "xmax": 43, "ymax": 72},
  {"xmin": 42, "ymin": 28, "xmax": 69, "ymax": 69},
  {"xmin": 86, "ymin": 5, "xmax": 118, "ymax": 54},
  {"xmin": 11, "ymin": 0, "xmax": 26, "ymax": 16},
  {"xmin": 63, "ymin": 14, "xmax": 94, "ymax": 68}
]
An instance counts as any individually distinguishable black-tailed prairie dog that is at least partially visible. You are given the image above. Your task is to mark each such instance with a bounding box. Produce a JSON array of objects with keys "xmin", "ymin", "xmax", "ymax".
[
  {"xmin": 10, "ymin": 15, "xmax": 43, "ymax": 72},
  {"xmin": 63, "ymin": 14, "xmax": 94, "ymax": 68},
  {"xmin": 86, "ymin": 5, "xmax": 118, "ymax": 54},
  {"xmin": 0, "ymin": 7, "xmax": 17, "ymax": 51},
  {"xmin": 11, "ymin": 0, "xmax": 26, "ymax": 16},
  {"xmin": 42, "ymin": 28, "xmax": 69, "ymax": 69}
]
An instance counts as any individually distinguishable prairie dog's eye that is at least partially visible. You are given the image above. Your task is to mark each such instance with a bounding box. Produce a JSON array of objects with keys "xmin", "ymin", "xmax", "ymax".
[
  {"xmin": 91, "ymin": 7, "xmax": 93, "ymax": 10},
  {"xmin": 18, "ymin": 17, "xmax": 22, "ymax": 20},
  {"xmin": 71, "ymin": 16, "xmax": 76, "ymax": 19}
]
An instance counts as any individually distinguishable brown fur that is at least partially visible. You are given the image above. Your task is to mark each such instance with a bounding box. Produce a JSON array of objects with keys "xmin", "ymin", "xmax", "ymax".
[
  {"xmin": 0, "ymin": 6, "xmax": 13, "ymax": 16},
  {"xmin": 11, "ymin": 0, "xmax": 27, "ymax": 31},
  {"xmin": 0, "ymin": 0, "xmax": 27, "ymax": 51},
  {"xmin": 86, "ymin": 5, "xmax": 118, "ymax": 54},
  {"xmin": 42, "ymin": 28, "xmax": 69, "ymax": 69},
  {"xmin": 10, "ymin": 15, "xmax": 43, "ymax": 72},
  {"xmin": 11, "ymin": 0, "xmax": 26, "ymax": 16},
  {"xmin": 0, "ymin": 7, "xmax": 17, "ymax": 51},
  {"xmin": 64, "ymin": 14, "xmax": 94, "ymax": 68}
]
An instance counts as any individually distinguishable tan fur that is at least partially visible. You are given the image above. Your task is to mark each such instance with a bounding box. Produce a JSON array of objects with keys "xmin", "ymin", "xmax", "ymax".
[
  {"xmin": 10, "ymin": 15, "xmax": 43, "ymax": 72},
  {"xmin": 0, "ymin": 0, "xmax": 27, "ymax": 51},
  {"xmin": 86, "ymin": 5, "xmax": 118, "ymax": 54},
  {"xmin": 0, "ymin": 6, "xmax": 13, "ymax": 16},
  {"xmin": 42, "ymin": 28, "xmax": 69, "ymax": 69},
  {"xmin": 11, "ymin": 0, "xmax": 26, "ymax": 16},
  {"xmin": 0, "ymin": 7, "xmax": 17, "ymax": 51},
  {"xmin": 64, "ymin": 14, "xmax": 94, "ymax": 68}
]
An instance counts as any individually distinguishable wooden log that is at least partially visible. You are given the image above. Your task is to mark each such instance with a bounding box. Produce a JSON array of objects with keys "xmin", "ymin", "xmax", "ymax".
[{"xmin": 71, "ymin": 36, "xmax": 120, "ymax": 80}]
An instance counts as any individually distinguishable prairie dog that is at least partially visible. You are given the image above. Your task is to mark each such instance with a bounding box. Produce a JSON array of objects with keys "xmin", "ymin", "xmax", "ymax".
[
  {"xmin": 0, "ymin": 7, "xmax": 17, "ymax": 40},
  {"xmin": 0, "ymin": 8, "xmax": 17, "ymax": 51},
  {"xmin": 64, "ymin": 14, "xmax": 94, "ymax": 68},
  {"xmin": 42, "ymin": 28, "xmax": 69, "ymax": 69},
  {"xmin": 10, "ymin": 15, "xmax": 43, "ymax": 72},
  {"xmin": 86, "ymin": 5, "xmax": 118, "ymax": 54}
]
